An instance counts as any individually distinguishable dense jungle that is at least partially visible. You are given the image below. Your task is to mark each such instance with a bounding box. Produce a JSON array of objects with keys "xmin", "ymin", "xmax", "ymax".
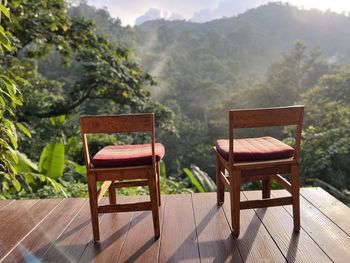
[{"xmin": 1, "ymin": 0, "xmax": 349, "ymax": 204}]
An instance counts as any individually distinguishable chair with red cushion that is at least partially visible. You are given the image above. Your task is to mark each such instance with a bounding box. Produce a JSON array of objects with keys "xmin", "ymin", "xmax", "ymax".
[
  {"xmin": 80, "ymin": 113, "xmax": 164, "ymax": 242},
  {"xmin": 215, "ymin": 106, "xmax": 304, "ymax": 237}
]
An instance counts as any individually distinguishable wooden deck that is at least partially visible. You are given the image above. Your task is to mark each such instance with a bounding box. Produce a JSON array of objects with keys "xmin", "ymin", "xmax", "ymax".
[{"xmin": 0, "ymin": 187, "xmax": 349, "ymax": 262}]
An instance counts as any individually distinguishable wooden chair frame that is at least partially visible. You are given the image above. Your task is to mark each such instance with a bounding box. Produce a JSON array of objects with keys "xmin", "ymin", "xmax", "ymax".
[
  {"xmin": 80, "ymin": 113, "xmax": 161, "ymax": 242},
  {"xmin": 215, "ymin": 106, "xmax": 304, "ymax": 237}
]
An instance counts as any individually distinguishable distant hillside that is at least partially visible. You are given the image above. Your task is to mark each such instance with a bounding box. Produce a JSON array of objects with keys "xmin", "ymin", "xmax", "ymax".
[
  {"xmin": 70, "ymin": 3, "xmax": 350, "ymax": 82},
  {"xmin": 136, "ymin": 3, "xmax": 350, "ymax": 77},
  {"xmin": 67, "ymin": 2, "xmax": 350, "ymax": 189}
]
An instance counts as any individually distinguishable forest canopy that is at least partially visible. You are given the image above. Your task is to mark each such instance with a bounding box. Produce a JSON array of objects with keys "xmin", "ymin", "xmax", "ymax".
[{"xmin": 0, "ymin": 1, "xmax": 349, "ymax": 203}]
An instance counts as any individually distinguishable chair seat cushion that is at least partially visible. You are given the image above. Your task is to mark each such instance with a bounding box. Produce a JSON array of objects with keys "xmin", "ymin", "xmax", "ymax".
[
  {"xmin": 92, "ymin": 143, "xmax": 165, "ymax": 168},
  {"xmin": 216, "ymin": 136, "xmax": 294, "ymax": 162}
]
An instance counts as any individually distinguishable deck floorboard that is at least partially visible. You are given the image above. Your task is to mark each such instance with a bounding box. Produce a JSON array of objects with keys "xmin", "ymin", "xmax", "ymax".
[
  {"xmin": 273, "ymin": 189, "xmax": 350, "ymax": 262},
  {"xmin": 116, "ymin": 196, "xmax": 165, "ymax": 263},
  {"xmin": 0, "ymin": 199, "xmax": 62, "ymax": 260},
  {"xmin": 193, "ymin": 193, "xmax": 242, "ymax": 262},
  {"xmin": 159, "ymin": 194, "xmax": 200, "ymax": 263},
  {"xmin": 0, "ymin": 187, "xmax": 348, "ymax": 263},
  {"xmin": 78, "ymin": 196, "xmax": 136, "ymax": 263},
  {"xmin": 300, "ymin": 187, "xmax": 350, "ymax": 236},
  {"xmin": 244, "ymin": 191, "xmax": 331, "ymax": 263},
  {"xmin": 223, "ymin": 192, "xmax": 286, "ymax": 262}
]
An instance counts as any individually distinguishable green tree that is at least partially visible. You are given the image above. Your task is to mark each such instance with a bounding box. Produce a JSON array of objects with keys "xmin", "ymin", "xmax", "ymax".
[
  {"xmin": 1, "ymin": 0, "xmax": 174, "ymax": 197},
  {"xmin": 301, "ymin": 67, "xmax": 350, "ymax": 191},
  {"xmin": 0, "ymin": 0, "xmax": 31, "ymax": 197}
]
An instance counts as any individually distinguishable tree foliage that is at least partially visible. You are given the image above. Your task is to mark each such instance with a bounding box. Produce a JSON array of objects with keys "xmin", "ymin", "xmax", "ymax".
[
  {"xmin": 301, "ymin": 68, "xmax": 350, "ymax": 191},
  {"xmin": 1, "ymin": 0, "xmax": 174, "ymax": 197},
  {"xmin": 0, "ymin": 1, "xmax": 30, "ymax": 197},
  {"xmin": 69, "ymin": 2, "xmax": 350, "ymax": 195},
  {"xmin": 2, "ymin": 1, "xmax": 350, "ymax": 198}
]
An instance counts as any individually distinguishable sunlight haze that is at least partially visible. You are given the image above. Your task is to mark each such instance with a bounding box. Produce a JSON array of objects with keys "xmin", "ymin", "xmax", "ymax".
[{"xmin": 87, "ymin": 0, "xmax": 350, "ymax": 25}]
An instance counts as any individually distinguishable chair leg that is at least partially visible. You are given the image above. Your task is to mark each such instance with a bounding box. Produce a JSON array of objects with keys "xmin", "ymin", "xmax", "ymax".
[
  {"xmin": 87, "ymin": 173, "xmax": 100, "ymax": 242},
  {"xmin": 262, "ymin": 177, "xmax": 271, "ymax": 199},
  {"xmin": 230, "ymin": 170, "xmax": 241, "ymax": 237},
  {"xmin": 156, "ymin": 162, "xmax": 161, "ymax": 206},
  {"xmin": 291, "ymin": 164, "xmax": 301, "ymax": 232},
  {"xmin": 216, "ymin": 154, "xmax": 225, "ymax": 206},
  {"xmin": 108, "ymin": 182, "xmax": 116, "ymax": 205},
  {"xmin": 149, "ymin": 171, "xmax": 160, "ymax": 238}
]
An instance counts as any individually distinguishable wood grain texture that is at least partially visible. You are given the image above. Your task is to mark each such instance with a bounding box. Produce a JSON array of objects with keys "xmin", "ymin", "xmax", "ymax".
[
  {"xmin": 0, "ymin": 189, "xmax": 348, "ymax": 263},
  {"xmin": 262, "ymin": 177, "xmax": 271, "ymax": 198},
  {"xmin": 2, "ymin": 198, "xmax": 86, "ymax": 263},
  {"xmin": 158, "ymin": 194, "xmax": 200, "ymax": 263},
  {"xmin": 0, "ymin": 200, "xmax": 13, "ymax": 212},
  {"xmin": 273, "ymin": 174, "xmax": 292, "ymax": 193},
  {"xmin": 216, "ymin": 153, "xmax": 225, "ymax": 205},
  {"xmin": 117, "ymin": 196, "xmax": 165, "ymax": 263},
  {"xmin": 239, "ymin": 196, "xmax": 292, "ymax": 209},
  {"xmin": 0, "ymin": 199, "xmax": 62, "ymax": 260},
  {"xmin": 80, "ymin": 114, "xmax": 153, "ymax": 133},
  {"xmin": 0, "ymin": 199, "xmax": 38, "ymax": 259},
  {"xmin": 301, "ymin": 187, "xmax": 350, "ymax": 236},
  {"xmin": 244, "ymin": 190, "xmax": 331, "ymax": 263},
  {"xmin": 273, "ymin": 190, "xmax": 350, "ymax": 262},
  {"xmin": 40, "ymin": 201, "xmax": 104, "ymax": 263},
  {"xmin": 78, "ymin": 196, "xmax": 137, "ymax": 263},
  {"xmin": 217, "ymin": 106, "xmax": 304, "ymax": 237},
  {"xmin": 80, "ymin": 113, "xmax": 160, "ymax": 241},
  {"xmin": 98, "ymin": 201, "xmax": 151, "ymax": 213},
  {"xmin": 223, "ymin": 192, "xmax": 285, "ymax": 262},
  {"xmin": 192, "ymin": 193, "xmax": 242, "ymax": 263},
  {"xmin": 230, "ymin": 105, "xmax": 304, "ymax": 128}
]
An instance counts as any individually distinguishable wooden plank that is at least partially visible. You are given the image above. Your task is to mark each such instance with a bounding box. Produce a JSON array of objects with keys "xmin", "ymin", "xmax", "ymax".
[
  {"xmin": 40, "ymin": 200, "xmax": 104, "ymax": 263},
  {"xmin": 230, "ymin": 105, "xmax": 304, "ymax": 128},
  {"xmin": 2, "ymin": 198, "xmax": 86, "ymax": 263},
  {"xmin": 97, "ymin": 181, "xmax": 112, "ymax": 201},
  {"xmin": 159, "ymin": 194, "xmax": 200, "ymax": 263},
  {"xmin": 117, "ymin": 195, "xmax": 165, "ymax": 263},
  {"xmin": 98, "ymin": 201, "xmax": 151, "ymax": 213},
  {"xmin": 220, "ymin": 171, "xmax": 230, "ymax": 189},
  {"xmin": 0, "ymin": 199, "xmax": 38, "ymax": 259},
  {"xmin": 240, "ymin": 196, "xmax": 292, "ymax": 209},
  {"xmin": 95, "ymin": 168, "xmax": 150, "ymax": 181},
  {"xmin": 192, "ymin": 193, "xmax": 242, "ymax": 262},
  {"xmin": 0, "ymin": 199, "xmax": 62, "ymax": 261},
  {"xmin": 113, "ymin": 180, "xmax": 149, "ymax": 188},
  {"xmin": 273, "ymin": 190, "xmax": 350, "ymax": 262},
  {"xmin": 222, "ymin": 192, "xmax": 285, "ymax": 262},
  {"xmin": 244, "ymin": 191, "xmax": 331, "ymax": 263},
  {"xmin": 301, "ymin": 187, "xmax": 350, "ymax": 236},
  {"xmin": 0, "ymin": 200, "xmax": 14, "ymax": 212},
  {"xmin": 273, "ymin": 174, "xmax": 292, "ymax": 193},
  {"xmin": 80, "ymin": 113, "xmax": 153, "ymax": 133},
  {"xmin": 78, "ymin": 196, "xmax": 137, "ymax": 262}
]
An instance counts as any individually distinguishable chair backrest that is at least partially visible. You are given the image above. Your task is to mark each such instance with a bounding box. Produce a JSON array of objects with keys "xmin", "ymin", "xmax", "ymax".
[
  {"xmin": 80, "ymin": 113, "xmax": 156, "ymax": 170},
  {"xmin": 228, "ymin": 106, "xmax": 304, "ymax": 164},
  {"xmin": 80, "ymin": 114, "xmax": 154, "ymax": 134}
]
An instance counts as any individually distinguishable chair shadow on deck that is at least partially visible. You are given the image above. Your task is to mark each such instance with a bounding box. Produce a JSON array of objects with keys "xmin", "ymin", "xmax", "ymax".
[
  {"xmin": 163, "ymin": 203, "xmax": 265, "ymax": 262},
  {"xmin": 17, "ymin": 217, "xmax": 91, "ymax": 263},
  {"xmin": 285, "ymin": 229, "xmax": 300, "ymax": 263},
  {"xmin": 17, "ymin": 200, "xmax": 302, "ymax": 262},
  {"xmin": 78, "ymin": 211, "xmax": 149, "ymax": 262},
  {"xmin": 19, "ymin": 202, "xmax": 277, "ymax": 262},
  {"xmin": 236, "ymin": 208, "xmax": 267, "ymax": 262},
  {"xmin": 18, "ymin": 211, "xmax": 147, "ymax": 263}
]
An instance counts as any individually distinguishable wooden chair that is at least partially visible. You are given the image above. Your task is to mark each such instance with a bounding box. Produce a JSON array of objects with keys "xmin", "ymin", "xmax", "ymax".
[
  {"xmin": 214, "ymin": 106, "xmax": 304, "ymax": 237},
  {"xmin": 80, "ymin": 113, "xmax": 164, "ymax": 242}
]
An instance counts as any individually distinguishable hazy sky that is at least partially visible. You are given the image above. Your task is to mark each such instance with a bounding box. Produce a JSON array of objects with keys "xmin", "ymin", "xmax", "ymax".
[{"xmin": 87, "ymin": 0, "xmax": 350, "ymax": 26}]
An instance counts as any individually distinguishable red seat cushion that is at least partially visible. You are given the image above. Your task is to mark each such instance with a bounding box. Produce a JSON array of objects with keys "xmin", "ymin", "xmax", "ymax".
[
  {"xmin": 92, "ymin": 143, "xmax": 165, "ymax": 168},
  {"xmin": 216, "ymin": 136, "xmax": 294, "ymax": 162}
]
